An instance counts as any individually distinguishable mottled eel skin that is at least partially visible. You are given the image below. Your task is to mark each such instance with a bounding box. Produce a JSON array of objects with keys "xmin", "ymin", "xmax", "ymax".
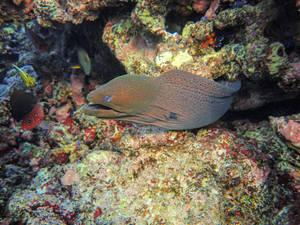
[{"xmin": 83, "ymin": 70, "xmax": 241, "ymax": 130}]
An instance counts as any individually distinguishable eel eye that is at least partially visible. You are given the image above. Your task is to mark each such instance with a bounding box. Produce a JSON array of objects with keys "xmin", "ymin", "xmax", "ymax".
[{"xmin": 104, "ymin": 95, "xmax": 112, "ymax": 102}]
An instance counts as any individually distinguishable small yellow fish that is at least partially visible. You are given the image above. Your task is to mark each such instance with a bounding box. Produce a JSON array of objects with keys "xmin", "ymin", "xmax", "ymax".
[
  {"xmin": 12, "ymin": 64, "xmax": 36, "ymax": 87},
  {"xmin": 71, "ymin": 65, "xmax": 81, "ymax": 69},
  {"xmin": 77, "ymin": 47, "xmax": 91, "ymax": 75}
]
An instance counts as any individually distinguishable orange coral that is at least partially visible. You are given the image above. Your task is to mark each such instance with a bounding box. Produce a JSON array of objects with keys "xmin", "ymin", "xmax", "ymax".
[
  {"xmin": 24, "ymin": 0, "xmax": 35, "ymax": 14},
  {"xmin": 201, "ymin": 32, "xmax": 217, "ymax": 48}
]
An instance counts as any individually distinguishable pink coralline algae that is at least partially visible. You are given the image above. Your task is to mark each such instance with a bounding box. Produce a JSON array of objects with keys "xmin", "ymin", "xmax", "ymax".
[
  {"xmin": 193, "ymin": 0, "xmax": 210, "ymax": 13},
  {"xmin": 70, "ymin": 74, "xmax": 86, "ymax": 107},
  {"xmin": 61, "ymin": 168, "xmax": 80, "ymax": 186},
  {"xmin": 204, "ymin": 0, "xmax": 220, "ymax": 19},
  {"xmin": 55, "ymin": 100, "xmax": 72, "ymax": 122},
  {"xmin": 280, "ymin": 120, "xmax": 300, "ymax": 147},
  {"xmin": 243, "ymin": 158, "xmax": 271, "ymax": 187},
  {"xmin": 270, "ymin": 117, "xmax": 300, "ymax": 149}
]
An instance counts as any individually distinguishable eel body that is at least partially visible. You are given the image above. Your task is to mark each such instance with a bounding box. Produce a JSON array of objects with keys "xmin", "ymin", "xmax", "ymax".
[{"xmin": 83, "ymin": 70, "xmax": 241, "ymax": 130}]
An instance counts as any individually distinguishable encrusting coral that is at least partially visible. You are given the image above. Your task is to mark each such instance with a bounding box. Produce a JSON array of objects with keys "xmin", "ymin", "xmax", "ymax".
[
  {"xmin": 102, "ymin": 0, "xmax": 294, "ymax": 85},
  {"xmin": 7, "ymin": 120, "xmax": 298, "ymax": 224},
  {"xmin": 32, "ymin": 0, "xmax": 122, "ymax": 26},
  {"xmin": 14, "ymin": 0, "xmax": 299, "ymax": 90}
]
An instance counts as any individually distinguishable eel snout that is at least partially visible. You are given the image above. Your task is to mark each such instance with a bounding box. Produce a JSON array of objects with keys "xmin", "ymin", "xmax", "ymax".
[{"xmin": 83, "ymin": 90, "xmax": 127, "ymax": 118}]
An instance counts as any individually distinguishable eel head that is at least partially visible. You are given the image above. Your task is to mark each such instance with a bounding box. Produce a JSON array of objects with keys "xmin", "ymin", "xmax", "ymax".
[{"xmin": 83, "ymin": 74, "xmax": 158, "ymax": 118}]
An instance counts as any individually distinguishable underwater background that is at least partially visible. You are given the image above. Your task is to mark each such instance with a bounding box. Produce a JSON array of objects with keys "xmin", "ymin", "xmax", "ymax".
[{"xmin": 0, "ymin": 0, "xmax": 299, "ymax": 224}]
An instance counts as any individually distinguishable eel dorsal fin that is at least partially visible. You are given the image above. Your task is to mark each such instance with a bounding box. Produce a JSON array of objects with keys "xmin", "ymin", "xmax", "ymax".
[{"xmin": 158, "ymin": 70, "xmax": 241, "ymax": 98}]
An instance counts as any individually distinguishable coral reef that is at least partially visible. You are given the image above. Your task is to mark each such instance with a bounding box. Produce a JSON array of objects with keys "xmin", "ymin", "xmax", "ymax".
[
  {"xmin": 5, "ymin": 0, "xmax": 299, "ymax": 87},
  {"xmin": 103, "ymin": 0, "xmax": 296, "ymax": 84},
  {"xmin": 32, "ymin": 0, "xmax": 123, "ymax": 26},
  {"xmin": 0, "ymin": 0, "xmax": 32, "ymax": 26},
  {"xmin": 0, "ymin": 0, "xmax": 300, "ymax": 224},
  {"xmin": 33, "ymin": 0, "xmax": 72, "ymax": 26},
  {"xmin": 7, "ymin": 121, "xmax": 298, "ymax": 224},
  {"xmin": 270, "ymin": 113, "xmax": 300, "ymax": 151}
]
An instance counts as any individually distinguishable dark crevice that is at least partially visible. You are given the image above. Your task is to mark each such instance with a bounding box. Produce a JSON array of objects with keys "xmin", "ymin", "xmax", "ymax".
[
  {"xmin": 165, "ymin": 10, "xmax": 203, "ymax": 34},
  {"xmin": 221, "ymin": 0, "xmax": 261, "ymax": 8},
  {"xmin": 26, "ymin": 3, "xmax": 135, "ymax": 82},
  {"xmin": 264, "ymin": 0, "xmax": 300, "ymax": 54},
  {"xmin": 224, "ymin": 78, "xmax": 300, "ymax": 123},
  {"xmin": 223, "ymin": 96, "xmax": 300, "ymax": 123},
  {"xmin": 0, "ymin": 53, "xmax": 19, "ymax": 62},
  {"xmin": 61, "ymin": 4, "xmax": 137, "ymax": 82},
  {"xmin": 214, "ymin": 25, "xmax": 244, "ymax": 47}
]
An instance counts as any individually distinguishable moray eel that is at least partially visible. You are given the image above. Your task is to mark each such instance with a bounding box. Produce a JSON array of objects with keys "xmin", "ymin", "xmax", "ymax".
[{"xmin": 83, "ymin": 70, "xmax": 241, "ymax": 130}]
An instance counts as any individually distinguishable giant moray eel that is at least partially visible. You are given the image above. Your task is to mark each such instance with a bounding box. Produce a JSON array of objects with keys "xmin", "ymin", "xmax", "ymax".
[{"xmin": 83, "ymin": 70, "xmax": 241, "ymax": 130}]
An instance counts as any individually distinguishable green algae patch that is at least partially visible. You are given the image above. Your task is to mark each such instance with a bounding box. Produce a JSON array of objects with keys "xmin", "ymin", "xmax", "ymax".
[
  {"xmin": 85, "ymin": 151, "xmax": 109, "ymax": 164},
  {"xmin": 3, "ymin": 26, "xmax": 15, "ymax": 35},
  {"xmin": 266, "ymin": 42, "xmax": 288, "ymax": 75},
  {"xmin": 181, "ymin": 23, "xmax": 193, "ymax": 40},
  {"xmin": 171, "ymin": 50, "xmax": 193, "ymax": 68},
  {"xmin": 76, "ymin": 163, "xmax": 90, "ymax": 177},
  {"xmin": 155, "ymin": 51, "xmax": 173, "ymax": 67}
]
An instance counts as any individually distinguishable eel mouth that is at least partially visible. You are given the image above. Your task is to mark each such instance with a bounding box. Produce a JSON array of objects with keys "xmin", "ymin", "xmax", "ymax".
[
  {"xmin": 83, "ymin": 103, "xmax": 128, "ymax": 118},
  {"xmin": 85, "ymin": 103, "xmax": 112, "ymax": 110},
  {"xmin": 84, "ymin": 90, "xmax": 128, "ymax": 118}
]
